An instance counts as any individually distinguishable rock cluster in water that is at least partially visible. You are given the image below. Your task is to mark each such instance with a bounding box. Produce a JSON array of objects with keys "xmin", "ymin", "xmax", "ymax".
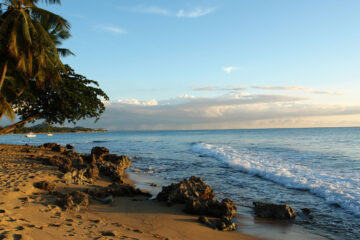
[
  {"xmin": 253, "ymin": 201, "xmax": 296, "ymax": 219},
  {"xmin": 156, "ymin": 176, "xmax": 237, "ymax": 231}
]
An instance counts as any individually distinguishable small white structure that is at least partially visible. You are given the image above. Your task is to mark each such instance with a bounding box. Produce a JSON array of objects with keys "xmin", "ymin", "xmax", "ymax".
[{"xmin": 25, "ymin": 132, "xmax": 36, "ymax": 138}]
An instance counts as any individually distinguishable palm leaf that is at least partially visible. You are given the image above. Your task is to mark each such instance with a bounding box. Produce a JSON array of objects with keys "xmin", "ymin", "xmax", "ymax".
[{"xmin": 0, "ymin": 94, "xmax": 15, "ymax": 121}]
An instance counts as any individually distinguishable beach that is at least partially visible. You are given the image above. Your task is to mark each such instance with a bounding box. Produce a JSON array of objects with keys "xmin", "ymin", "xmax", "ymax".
[
  {"xmin": 0, "ymin": 144, "xmax": 259, "ymax": 240},
  {"xmin": 0, "ymin": 128, "xmax": 358, "ymax": 240}
]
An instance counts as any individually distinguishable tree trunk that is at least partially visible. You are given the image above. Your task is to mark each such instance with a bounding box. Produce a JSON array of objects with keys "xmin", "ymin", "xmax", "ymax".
[
  {"xmin": 0, "ymin": 115, "xmax": 39, "ymax": 134},
  {"xmin": 0, "ymin": 61, "xmax": 8, "ymax": 91}
]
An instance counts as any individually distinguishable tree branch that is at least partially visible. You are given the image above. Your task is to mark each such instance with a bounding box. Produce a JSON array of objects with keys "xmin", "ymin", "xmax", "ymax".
[{"xmin": 0, "ymin": 115, "xmax": 40, "ymax": 134}]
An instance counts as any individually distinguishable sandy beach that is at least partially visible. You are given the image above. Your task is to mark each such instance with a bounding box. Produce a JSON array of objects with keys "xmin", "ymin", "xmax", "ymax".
[{"xmin": 0, "ymin": 144, "xmax": 260, "ymax": 240}]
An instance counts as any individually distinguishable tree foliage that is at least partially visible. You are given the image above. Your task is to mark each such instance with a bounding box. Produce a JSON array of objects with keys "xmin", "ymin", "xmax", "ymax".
[
  {"xmin": 0, "ymin": 0, "xmax": 69, "ymax": 89},
  {"xmin": 13, "ymin": 65, "xmax": 109, "ymax": 124},
  {"xmin": 0, "ymin": 0, "xmax": 70, "ymax": 121},
  {"xmin": 0, "ymin": 1, "xmax": 109, "ymax": 133}
]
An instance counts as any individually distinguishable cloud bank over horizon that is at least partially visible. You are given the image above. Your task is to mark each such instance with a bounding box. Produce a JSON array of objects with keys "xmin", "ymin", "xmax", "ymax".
[{"xmin": 73, "ymin": 90, "xmax": 360, "ymax": 131}]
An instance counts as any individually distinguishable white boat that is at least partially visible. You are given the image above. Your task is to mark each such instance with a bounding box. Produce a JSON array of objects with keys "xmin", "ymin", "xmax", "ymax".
[
  {"xmin": 47, "ymin": 133, "xmax": 53, "ymax": 136},
  {"xmin": 25, "ymin": 132, "xmax": 36, "ymax": 138}
]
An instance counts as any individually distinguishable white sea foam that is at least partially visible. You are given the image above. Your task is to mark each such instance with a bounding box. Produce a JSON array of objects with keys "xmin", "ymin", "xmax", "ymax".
[{"xmin": 190, "ymin": 142, "xmax": 360, "ymax": 217}]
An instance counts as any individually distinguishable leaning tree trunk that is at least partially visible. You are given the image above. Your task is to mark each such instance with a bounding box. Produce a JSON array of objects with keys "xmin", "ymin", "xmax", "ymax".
[
  {"xmin": 0, "ymin": 61, "xmax": 8, "ymax": 91},
  {"xmin": 0, "ymin": 116, "xmax": 39, "ymax": 134}
]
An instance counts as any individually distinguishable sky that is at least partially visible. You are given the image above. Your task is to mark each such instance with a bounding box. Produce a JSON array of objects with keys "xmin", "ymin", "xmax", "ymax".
[{"xmin": 4, "ymin": 0, "xmax": 360, "ymax": 130}]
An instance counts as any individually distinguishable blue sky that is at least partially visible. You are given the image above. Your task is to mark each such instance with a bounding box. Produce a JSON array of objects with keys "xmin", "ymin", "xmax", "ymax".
[{"xmin": 14, "ymin": 0, "xmax": 360, "ymax": 129}]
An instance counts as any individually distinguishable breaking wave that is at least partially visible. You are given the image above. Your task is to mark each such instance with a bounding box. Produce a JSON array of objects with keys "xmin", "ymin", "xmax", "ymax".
[{"xmin": 190, "ymin": 142, "xmax": 360, "ymax": 217}]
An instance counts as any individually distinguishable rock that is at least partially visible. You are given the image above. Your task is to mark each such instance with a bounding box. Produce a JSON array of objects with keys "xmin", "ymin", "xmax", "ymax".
[
  {"xmin": 66, "ymin": 144, "xmax": 74, "ymax": 150},
  {"xmin": 198, "ymin": 216, "xmax": 236, "ymax": 231},
  {"xmin": 150, "ymin": 183, "xmax": 159, "ymax": 187},
  {"xmin": 42, "ymin": 143, "xmax": 58, "ymax": 149},
  {"xmin": 42, "ymin": 155, "xmax": 74, "ymax": 173},
  {"xmin": 253, "ymin": 202, "xmax": 296, "ymax": 219},
  {"xmin": 185, "ymin": 197, "xmax": 237, "ymax": 218},
  {"xmin": 91, "ymin": 146, "xmax": 109, "ymax": 159},
  {"xmin": 34, "ymin": 181, "xmax": 56, "ymax": 192},
  {"xmin": 97, "ymin": 155, "xmax": 131, "ymax": 183},
  {"xmin": 301, "ymin": 208, "xmax": 311, "ymax": 215},
  {"xmin": 64, "ymin": 151, "xmax": 83, "ymax": 167},
  {"xmin": 41, "ymin": 146, "xmax": 130, "ymax": 184},
  {"xmin": 86, "ymin": 165, "xmax": 99, "ymax": 180},
  {"xmin": 91, "ymin": 183, "xmax": 151, "ymax": 199},
  {"xmin": 42, "ymin": 143, "xmax": 67, "ymax": 152},
  {"xmin": 198, "ymin": 216, "xmax": 211, "ymax": 225},
  {"xmin": 301, "ymin": 208, "xmax": 313, "ymax": 219},
  {"xmin": 216, "ymin": 217, "xmax": 236, "ymax": 231},
  {"xmin": 62, "ymin": 169, "xmax": 93, "ymax": 185},
  {"xmin": 156, "ymin": 176, "xmax": 215, "ymax": 204},
  {"xmin": 57, "ymin": 191, "xmax": 89, "ymax": 210}
]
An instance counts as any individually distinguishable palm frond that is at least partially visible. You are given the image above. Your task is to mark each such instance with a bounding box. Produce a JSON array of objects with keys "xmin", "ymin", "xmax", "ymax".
[
  {"xmin": 57, "ymin": 47, "xmax": 74, "ymax": 57},
  {"xmin": 0, "ymin": 94, "xmax": 15, "ymax": 121}
]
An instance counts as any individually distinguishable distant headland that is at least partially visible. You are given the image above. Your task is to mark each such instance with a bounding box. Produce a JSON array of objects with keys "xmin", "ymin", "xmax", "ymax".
[{"xmin": 0, "ymin": 123, "xmax": 107, "ymax": 135}]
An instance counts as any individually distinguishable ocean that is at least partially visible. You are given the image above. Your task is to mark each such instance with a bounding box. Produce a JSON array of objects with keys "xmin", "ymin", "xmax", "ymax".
[{"xmin": 1, "ymin": 127, "xmax": 359, "ymax": 240}]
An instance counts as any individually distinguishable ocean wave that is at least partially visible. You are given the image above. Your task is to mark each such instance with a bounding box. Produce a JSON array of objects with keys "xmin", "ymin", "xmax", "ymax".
[
  {"xmin": 190, "ymin": 142, "xmax": 360, "ymax": 217},
  {"xmin": 91, "ymin": 140, "xmax": 111, "ymax": 143}
]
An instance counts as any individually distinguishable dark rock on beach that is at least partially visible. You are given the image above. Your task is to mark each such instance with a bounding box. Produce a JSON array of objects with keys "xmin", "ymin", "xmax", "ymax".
[
  {"xmin": 97, "ymin": 154, "xmax": 131, "ymax": 183},
  {"xmin": 185, "ymin": 197, "xmax": 237, "ymax": 218},
  {"xmin": 90, "ymin": 183, "xmax": 151, "ymax": 201},
  {"xmin": 57, "ymin": 191, "xmax": 89, "ymax": 210},
  {"xmin": 81, "ymin": 147, "xmax": 131, "ymax": 183},
  {"xmin": 156, "ymin": 176, "xmax": 215, "ymax": 204},
  {"xmin": 253, "ymin": 201, "xmax": 296, "ymax": 219},
  {"xmin": 198, "ymin": 216, "xmax": 236, "ymax": 231},
  {"xmin": 33, "ymin": 181, "xmax": 56, "ymax": 192},
  {"xmin": 91, "ymin": 146, "xmax": 110, "ymax": 158},
  {"xmin": 157, "ymin": 176, "xmax": 238, "ymax": 231},
  {"xmin": 66, "ymin": 144, "xmax": 74, "ymax": 150},
  {"xmin": 41, "ymin": 143, "xmax": 67, "ymax": 153},
  {"xmin": 39, "ymin": 145, "xmax": 132, "ymax": 184}
]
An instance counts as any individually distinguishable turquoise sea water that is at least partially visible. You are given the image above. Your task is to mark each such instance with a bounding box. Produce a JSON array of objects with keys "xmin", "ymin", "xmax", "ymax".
[{"xmin": 1, "ymin": 127, "xmax": 359, "ymax": 239}]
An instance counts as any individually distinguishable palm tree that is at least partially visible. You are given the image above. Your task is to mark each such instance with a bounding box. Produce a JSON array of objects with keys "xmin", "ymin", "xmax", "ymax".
[
  {"xmin": 0, "ymin": 0, "xmax": 70, "ymax": 91},
  {"xmin": 0, "ymin": 0, "xmax": 70, "ymax": 121}
]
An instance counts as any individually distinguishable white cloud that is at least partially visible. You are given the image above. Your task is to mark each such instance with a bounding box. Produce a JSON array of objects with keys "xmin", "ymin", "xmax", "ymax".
[
  {"xmin": 313, "ymin": 90, "xmax": 343, "ymax": 95},
  {"xmin": 192, "ymin": 86, "xmax": 246, "ymax": 92},
  {"xmin": 222, "ymin": 66, "xmax": 239, "ymax": 73},
  {"xmin": 117, "ymin": 99, "xmax": 158, "ymax": 106},
  {"xmin": 252, "ymin": 86, "xmax": 344, "ymax": 95},
  {"xmin": 193, "ymin": 86, "xmax": 218, "ymax": 91},
  {"xmin": 178, "ymin": 94, "xmax": 196, "ymax": 99},
  {"xmin": 120, "ymin": 6, "xmax": 170, "ymax": 16},
  {"xmin": 176, "ymin": 7, "xmax": 215, "ymax": 18},
  {"xmin": 94, "ymin": 25, "xmax": 127, "ymax": 34},
  {"xmin": 253, "ymin": 86, "xmax": 312, "ymax": 91},
  {"xmin": 120, "ymin": 5, "xmax": 215, "ymax": 18},
  {"xmin": 74, "ymin": 93, "xmax": 360, "ymax": 130}
]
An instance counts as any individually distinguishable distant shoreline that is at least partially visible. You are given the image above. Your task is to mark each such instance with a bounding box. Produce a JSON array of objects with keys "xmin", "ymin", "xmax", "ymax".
[
  {"xmin": 0, "ymin": 130, "xmax": 107, "ymax": 136},
  {"xmin": 0, "ymin": 125, "xmax": 107, "ymax": 135}
]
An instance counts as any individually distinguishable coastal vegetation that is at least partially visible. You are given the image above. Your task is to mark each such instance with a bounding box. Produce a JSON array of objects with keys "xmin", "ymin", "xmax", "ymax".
[
  {"xmin": 0, "ymin": 123, "xmax": 106, "ymax": 134},
  {"xmin": 0, "ymin": 0, "xmax": 108, "ymax": 134}
]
